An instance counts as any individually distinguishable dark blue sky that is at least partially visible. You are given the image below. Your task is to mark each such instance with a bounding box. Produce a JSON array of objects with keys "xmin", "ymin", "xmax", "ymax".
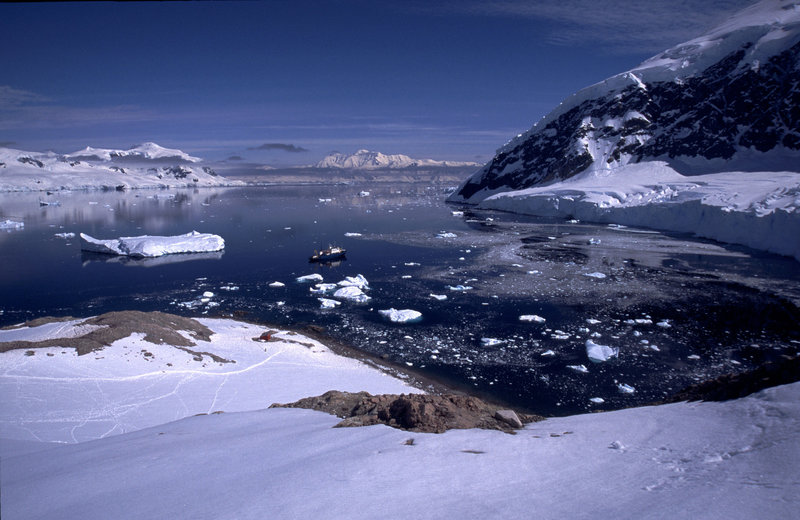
[{"xmin": 0, "ymin": 0, "xmax": 753, "ymax": 164}]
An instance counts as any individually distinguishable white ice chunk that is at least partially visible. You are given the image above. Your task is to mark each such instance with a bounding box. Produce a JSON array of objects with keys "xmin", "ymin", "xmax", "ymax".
[
  {"xmin": 568, "ymin": 364, "xmax": 589, "ymax": 373},
  {"xmin": 583, "ymin": 272, "xmax": 607, "ymax": 279},
  {"xmin": 344, "ymin": 232, "xmax": 362, "ymax": 237},
  {"xmin": 309, "ymin": 283, "xmax": 338, "ymax": 295},
  {"xmin": 481, "ymin": 338, "xmax": 504, "ymax": 346},
  {"xmin": 54, "ymin": 232, "xmax": 75, "ymax": 239},
  {"xmin": 447, "ymin": 285, "xmax": 473, "ymax": 291},
  {"xmin": 333, "ymin": 286, "xmax": 371, "ymax": 303},
  {"xmin": 337, "ymin": 274, "xmax": 369, "ymax": 289},
  {"xmin": 0, "ymin": 219, "xmax": 24, "ymax": 230},
  {"xmin": 269, "ymin": 282, "xmax": 285, "ymax": 288},
  {"xmin": 590, "ymin": 397, "xmax": 605, "ymax": 404},
  {"xmin": 378, "ymin": 309, "xmax": 423, "ymax": 323},
  {"xmin": 520, "ymin": 314, "xmax": 546, "ymax": 323},
  {"xmin": 541, "ymin": 350, "xmax": 556, "ymax": 357},
  {"xmin": 318, "ymin": 298, "xmax": 341, "ymax": 309},
  {"xmin": 79, "ymin": 231, "xmax": 224, "ymax": 258},
  {"xmin": 296, "ymin": 274, "xmax": 324, "ymax": 283},
  {"xmin": 618, "ymin": 383, "xmax": 636, "ymax": 394},
  {"xmin": 586, "ymin": 339, "xmax": 619, "ymax": 362}
]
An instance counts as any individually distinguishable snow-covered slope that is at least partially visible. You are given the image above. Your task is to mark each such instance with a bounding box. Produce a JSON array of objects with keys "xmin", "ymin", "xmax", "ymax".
[
  {"xmin": 0, "ymin": 143, "xmax": 237, "ymax": 192},
  {"xmin": 66, "ymin": 142, "xmax": 201, "ymax": 163},
  {"xmin": 448, "ymin": 0, "xmax": 800, "ymax": 260},
  {"xmin": 317, "ymin": 149, "xmax": 479, "ymax": 169},
  {"xmin": 451, "ymin": 0, "xmax": 800, "ymax": 202},
  {"xmin": 1, "ymin": 315, "xmax": 798, "ymax": 519}
]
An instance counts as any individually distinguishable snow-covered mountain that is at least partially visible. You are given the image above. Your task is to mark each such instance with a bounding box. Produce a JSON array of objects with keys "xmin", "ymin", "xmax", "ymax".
[
  {"xmin": 448, "ymin": 0, "xmax": 800, "ymax": 261},
  {"xmin": 316, "ymin": 149, "xmax": 479, "ymax": 169},
  {"xmin": 450, "ymin": 0, "xmax": 800, "ymax": 202},
  {"xmin": 0, "ymin": 143, "xmax": 237, "ymax": 191},
  {"xmin": 66, "ymin": 142, "xmax": 201, "ymax": 163}
]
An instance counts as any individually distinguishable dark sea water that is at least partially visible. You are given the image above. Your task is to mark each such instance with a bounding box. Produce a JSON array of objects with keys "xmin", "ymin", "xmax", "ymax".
[{"xmin": 2, "ymin": 185, "xmax": 799, "ymax": 415}]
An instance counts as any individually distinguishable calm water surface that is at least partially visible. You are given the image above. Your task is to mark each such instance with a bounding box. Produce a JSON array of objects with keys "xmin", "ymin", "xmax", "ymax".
[{"xmin": 2, "ymin": 185, "xmax": 799, "ymax": 415}]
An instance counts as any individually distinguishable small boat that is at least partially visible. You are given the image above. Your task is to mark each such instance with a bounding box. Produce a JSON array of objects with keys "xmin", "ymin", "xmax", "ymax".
[{"xmin": 310, "ymin": 246, "xmax": 347, "ymax": 263}]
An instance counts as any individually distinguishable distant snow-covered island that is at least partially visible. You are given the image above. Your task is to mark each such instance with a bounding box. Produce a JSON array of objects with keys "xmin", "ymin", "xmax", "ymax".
[
  {"xmin": 0, "ymin": 142, "xmax": 242, "ymax": 192},
  {"xmin": 449, "ymin": 0, "xmax": 800, "ymax": 261}
]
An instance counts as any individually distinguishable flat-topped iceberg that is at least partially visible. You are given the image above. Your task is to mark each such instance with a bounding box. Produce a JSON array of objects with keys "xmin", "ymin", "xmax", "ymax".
[
  {"xmin": 333, "ymin": 286, "xmax": 371, "ymax": 303},
  {"xmin": 80, "ymin": 231, "xmax": 224, "ymax": 258},
  {"xmin": 378, "ymin": 308, "xmax": 422, "ymax": 323}
]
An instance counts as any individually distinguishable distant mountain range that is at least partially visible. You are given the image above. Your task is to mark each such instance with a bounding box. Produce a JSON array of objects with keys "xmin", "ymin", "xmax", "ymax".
[
  {"xmin": 450, "ymin": 0, "xmax": 800, "ymax": 203},
  {"xmin": 315, "ymin": 149, "xmax": 480, "ymax": 170}
]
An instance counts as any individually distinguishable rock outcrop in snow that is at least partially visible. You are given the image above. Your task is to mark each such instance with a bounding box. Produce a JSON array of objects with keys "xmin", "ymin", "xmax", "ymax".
[{"xmin": 316, "ymin": 149, "xmax": 479, "ymax": 170}]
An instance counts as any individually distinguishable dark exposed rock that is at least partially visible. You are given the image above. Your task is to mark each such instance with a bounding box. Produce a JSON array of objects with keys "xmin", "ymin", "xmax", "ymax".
[
  {"xmin": 453, "ymin": 20, "xmax": 800, "ymax": 203},
  {"xmin": 270, "ymin": 391, "xmax": 543, "ymax": 433}
]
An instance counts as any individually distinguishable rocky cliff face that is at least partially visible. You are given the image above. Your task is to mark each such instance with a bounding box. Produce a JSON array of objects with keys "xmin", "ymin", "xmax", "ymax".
[{"xmin": 450, "ymin": 0, "xmax": 800, "ymax": 203}]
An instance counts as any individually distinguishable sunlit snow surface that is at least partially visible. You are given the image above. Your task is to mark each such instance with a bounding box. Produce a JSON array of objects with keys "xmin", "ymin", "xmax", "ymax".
[
  {"xmin": 0, "ymin": 318, "xmax": 418, "ymax": 444},
  {"xmin": 2, "ymin": 320, "xmax": 799, "ymax": 520}
]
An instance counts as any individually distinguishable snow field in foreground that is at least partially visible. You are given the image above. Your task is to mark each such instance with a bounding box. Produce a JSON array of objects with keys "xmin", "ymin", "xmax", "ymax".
[{"xmin": 0, "ymin": 318, "xmax": 418, "ymax": 444}]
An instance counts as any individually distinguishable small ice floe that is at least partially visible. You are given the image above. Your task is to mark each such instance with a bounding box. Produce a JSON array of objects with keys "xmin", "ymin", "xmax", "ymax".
[
  {"xmin": 551, "ymin": 332, "xmax": 571, "ymax": 340},
  {"xmin": 401, "ymin": 275, "xmax": 412, "ymax": 279},
  {"xmin": 656, "ymin": 320, "xmax": 672, "ymax": 328},
  {"xmin": 309, "ymin": 283, "xmax": 338, "ymax": 294},
  {"xmin": 0, "ymin": 219, "xmax": 24, "ymax": 230},
  {"xmin": 586, "ymin": 318, "xmax": 601, "ymax": 325},
  {"xmin": 583, "ymin": 272, "xmax": 607, "ymax": 279},
  {"xmin": 617, "ymin": 383, "xmax": 636, "ymax": 394},
  {"xmin": 586, "ymin": 339, "xmax": 618, "ymax": 363},
  {"xmin": 541, "ymin": 350, "xmax": 556, "ymax": 357},
  {"xmin": 296, "ymin": 273, "xmax": 324, "ymax": 283},
  {"xmin": 333, "ymin": 286, "xmax": 371, "ymax": 303},
  {"xmin": 358, "ymin": 191, "xmax": 370, "ymax": 197},
  {"xmin": 567, "ymin": 219, "xmax": 580, "ymax": 224},
  {"xmin": 589, "ymin": 397, "xmax": 605, "ymax": 404},
  {"xmin": 451, "ymin": 211, "xmax": 464, "ymax": 216},
  {"xmin": 481, "ymin": 338, "xmax": 504, "ymax": 346},
  {"xmin": 447, "ymin": 284, "xmax": 473, "ymax": 291},
  {"xmin": 318, "ymin": 298, "xmax": 341, "ymax": 309},
  {"xmin": 608, "ymin": 440, "xmax": 625, "ymax": 450},
  {"xmin": 625, "ymin": 318, "xmax": 653, "ymax": 325},
  {"xmin": 378, "ymin": 308, "xmax": 423, "ymax": 323},
  {"xmin": 268, "ymin": 281, "xmax": 285, "ymax": 288},
  {"xmin": 404, "ymin": 262, "xmax": 420, "ymax": 266},
  {"xmin": 318, "ymin": 198, "xmax": 332, "ymax": 203},
  {"xmin": 436, "ymin": 231, "xmax": 457, "ymax": 238},
  {"xmin": 54, "ymin": 232, "xmax": 75, "ymax": 239},
  {"xmin": 80, "ymin": 231, "xmax": 224, "ymax": 258},
  {"xmin": 337, "ymin": 274, "xmax": 369, "ymax": 289},
  {"xmin": 344, "ymin": 232, "xmax": 362, "ymax": 237},
  {"xmin": 519, "ymin": 315, "xmax": 546, "ymax": 323},
  {"xmin": 687, "ymin": 354, "xmax": 701, "ymax": 360},
  {"xmin": 219, "ymin": 285, "xmax": 239, "ymax": 291},
  {"xmin": 647, "ymin": 344, "xmax": 661, "ymax": 351},
  {"xmin": 568, "ymin": 364, "xmax": 589, "ymax": 373},
  {"xmin": 588, "ymin": 238, "xmax": 601, "ymax": 245},
  {"xmin": 429, "ymin": 293, "xmax": 448, "ymax": 301}
]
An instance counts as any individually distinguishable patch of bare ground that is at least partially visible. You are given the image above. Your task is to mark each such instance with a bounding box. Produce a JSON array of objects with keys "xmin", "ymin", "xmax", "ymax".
[
  {"xmin": 270, "ymin": 391, "xmax": 544, "ymax": 433},
  {"xmin": 0, "ymin": 311, "xmax": 230, "ymax": 362}
]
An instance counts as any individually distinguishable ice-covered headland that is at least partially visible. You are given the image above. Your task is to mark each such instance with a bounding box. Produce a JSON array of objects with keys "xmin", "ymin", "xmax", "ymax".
[
  {"xmin": 0, "ymin": 142, "xmax": 242, "ymax": 191},
  {"xmin": 449, "ymin": 0, "xmax": 800, "ymax": 261},
  {"xmin": 1, "ymin": 312, "xmax": 798, "ymax": 519}
]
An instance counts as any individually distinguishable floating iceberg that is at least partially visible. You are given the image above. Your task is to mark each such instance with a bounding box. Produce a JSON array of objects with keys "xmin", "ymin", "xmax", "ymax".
[
  {"xmin": 318, "ymin": 298, "xmax": 341, "ymax": 309},
  {"xmin": 618, "ymin": 383, "xmax": 636, "ymax": 394},
  {"xmin": 296, "ymin": 273, "xmax": 324, "ymax": 283},
  {"xmin": 337, "ymin": 274, "xmax": 369, "ymax": 289},
  {"xmin": 519, "ymin": 314, "xmax": 546, "ymax": 323},
  {"xmin": 586, "ymin": 339, "xmax": 619, "ymax": 363},
  {"xmin": 310, "ymin": 283, "xmax": 338, "ymax": 295},
  {"xmin": 568, "ymin": 364, "xmax": 589, "ymax": 373},
  {"xmin": 429, "ymin": 294, "xmax": 448, "ymax": 301},
  {"xmin": 79, "ymin": 231, "xmax": 224, "ymax": 258},
  {"xmin": 481, "ymin": 338, "xmax": 504, "ymax": 346},
  {"xmin": 378, "ymin": 308, "xmax": 422, "ymax": 323},
  {"xmin": 333, "ymin": 286, "xmax": 371, "ymax": 303},
  {"xmin": 0, "ymin": 219, "xmax": 24, "ymax": 230},
  {"xmin": 269, "ymin": 282, "xmax": 285, "ymax": 288},
  {"xmin": 54, "ymin": 232, "xmax": 75, "ymax": 239}
]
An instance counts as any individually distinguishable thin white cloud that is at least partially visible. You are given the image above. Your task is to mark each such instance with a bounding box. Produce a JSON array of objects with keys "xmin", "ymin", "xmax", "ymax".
[
  {"xmin": 0, "ymin": 85, "xmax": 49, "ymax": 108},
  {"xmin": 407, "ymin": 0, "xmax": 755, "ymax": 52}
]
